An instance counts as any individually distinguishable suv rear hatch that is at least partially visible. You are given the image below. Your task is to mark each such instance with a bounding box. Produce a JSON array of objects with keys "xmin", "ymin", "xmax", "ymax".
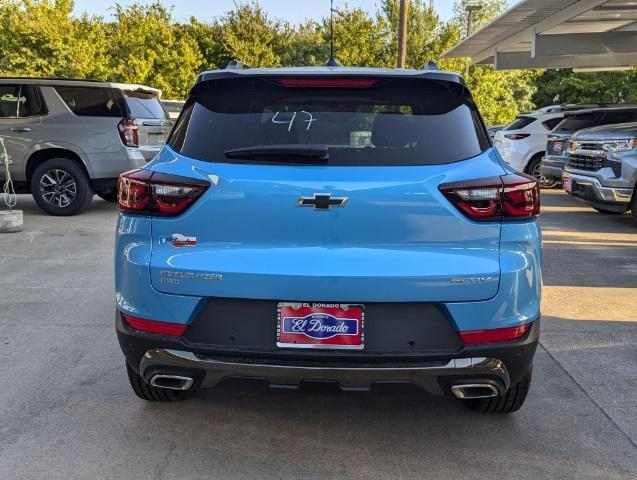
[
  {"xmin": 146, "ymin": 75, "xmax": 507, "ymax": 302},
  {"xmin": 119, "ymin": 86, "xmax": 172, "ymax": 160}
]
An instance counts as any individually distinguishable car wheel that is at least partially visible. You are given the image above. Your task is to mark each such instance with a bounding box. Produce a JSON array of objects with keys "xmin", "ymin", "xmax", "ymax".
[
  {"xmin": 631, "ymin": 193, "xmax": 637, "ymax": 225},
  {"xmin": 126, "ymin": 363, "xmax": 198, "ymax": 402},
  {"xmin": 31, "ymin": 158, "xmax": 93, "ymax": 216},
  {"xmin": 592, "ymin": 206, "xmax": 623, "ymax": 215},
  {"xmin": 527, "ymin": 156, "xmax": 559, "ymax": 189},
  {"xmin": 96, "ymin": 190, "xmax": 118, "ymax": 203},
  {"xmin": 463, "ymin": 367, "xmax": 532, "ymax": 414}
]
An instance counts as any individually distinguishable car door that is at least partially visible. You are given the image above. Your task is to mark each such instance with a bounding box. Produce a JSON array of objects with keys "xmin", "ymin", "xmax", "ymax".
[{"xmin": 0, "ymin": 84, "xmax": 44, "ymax": 183}]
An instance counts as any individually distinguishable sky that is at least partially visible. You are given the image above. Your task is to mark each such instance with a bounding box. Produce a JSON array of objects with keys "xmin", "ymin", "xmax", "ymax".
[{"xmin": 72, "ymin": 0, "xmax": 515, "ymax": 24}]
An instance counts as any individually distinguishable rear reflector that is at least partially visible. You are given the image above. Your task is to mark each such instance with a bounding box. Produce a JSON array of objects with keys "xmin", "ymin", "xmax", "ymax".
[
  {"xmin": 459, "ymin": 323, "xmax": 531, "ymax": 345},
  {"xmin": 277, "ymin": 78, "xmax": 378, "ymax": 88},
  {"xmin": 122, "ymin": 313, "xmax": 187, "ymax": 336},
  {"xmin": 439, "ymin": 174, "xmax": 540, "ymax": 222},
  {"xmin": 118, "ymin": 170, "xmax": 209, "ymax": 216}
]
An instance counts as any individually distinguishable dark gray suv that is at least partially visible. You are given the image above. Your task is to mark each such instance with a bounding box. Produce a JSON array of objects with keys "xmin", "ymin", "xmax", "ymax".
[{"xmin": 0, "ymin": 78, "xmax": 172, "ymax": 215}]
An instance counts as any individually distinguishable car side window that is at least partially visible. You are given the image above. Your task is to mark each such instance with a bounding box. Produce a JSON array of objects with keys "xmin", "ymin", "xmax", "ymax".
[
  {"xmin": 54, "ymin": 86, "xmax": 124, "ymax": 117},
  {"xmin": 0, "ymin": 85, "xmax": 47, "ymax": 118}
]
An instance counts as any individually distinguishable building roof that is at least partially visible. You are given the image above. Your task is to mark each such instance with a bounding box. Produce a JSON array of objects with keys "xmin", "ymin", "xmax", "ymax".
[{"xmin": 442, "ymin": 0, "xmax": 637, "ymax": 70}]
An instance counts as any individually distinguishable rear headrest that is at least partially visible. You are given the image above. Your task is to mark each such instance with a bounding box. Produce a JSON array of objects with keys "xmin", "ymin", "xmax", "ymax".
[{"xmin": 371, "ymin": 113, "xmax": 415, "ymax": 147}]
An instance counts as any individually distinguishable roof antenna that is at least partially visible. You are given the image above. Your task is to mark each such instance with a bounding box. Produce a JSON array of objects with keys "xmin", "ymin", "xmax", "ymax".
[{"xmin": 325, "ymin": 0, "xmax": 341, "ymax": 67}]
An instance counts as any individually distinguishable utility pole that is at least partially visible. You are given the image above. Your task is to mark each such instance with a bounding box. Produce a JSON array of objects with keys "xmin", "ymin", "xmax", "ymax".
[
  {"xmin": 465, "ymin": 1, "xmax": 483, "ymax": 76},
  {"xmin": 397, "ymin": 0, "xmax": 409, "ymax": 68},
  {"xmin": 465, "ymin": 1, "xmax": 483, "ymax": 38}
]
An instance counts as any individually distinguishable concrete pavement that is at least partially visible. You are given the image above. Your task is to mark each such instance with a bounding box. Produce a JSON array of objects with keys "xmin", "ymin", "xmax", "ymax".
[{"xmin": 0, "ymin": 191, "xmax": 635, "ymax": 480}]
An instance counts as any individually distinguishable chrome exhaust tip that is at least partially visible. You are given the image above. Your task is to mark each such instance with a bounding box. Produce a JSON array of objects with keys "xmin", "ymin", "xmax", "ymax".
[
  {"xmin": 450, "ymin": 383, "xmax": 500, "ymax": 399},
  {"xmin": 149, "ymin": 374, "xmax": 194, "ymax": 391}
]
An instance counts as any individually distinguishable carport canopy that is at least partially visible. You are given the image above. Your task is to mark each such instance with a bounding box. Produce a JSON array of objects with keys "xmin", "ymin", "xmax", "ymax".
[{"xmin": 442, "ymin": 0, "xmax": 637, "ymax": 71}]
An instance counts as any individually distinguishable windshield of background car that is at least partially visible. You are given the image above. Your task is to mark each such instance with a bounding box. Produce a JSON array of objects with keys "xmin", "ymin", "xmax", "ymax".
[
  {"xmin": 554, "ymin": 109, "xmax": 637, "ymax": 134},
  {"xmin": 124, "ymin": 91, "xmax": 168, "ymax": 119},
  {"xmin": 168, "ymin": 77, "xmax": 490, "ymax": 166}
]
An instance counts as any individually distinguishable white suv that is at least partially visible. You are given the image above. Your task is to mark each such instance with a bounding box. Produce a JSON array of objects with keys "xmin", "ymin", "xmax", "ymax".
[{"xmin": 494, "ymin": 109, "xmax": 565, "ymax": 187}]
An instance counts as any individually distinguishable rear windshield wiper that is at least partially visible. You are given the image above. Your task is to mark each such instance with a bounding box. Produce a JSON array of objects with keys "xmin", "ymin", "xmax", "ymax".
[{"xmin": 224, "ymin": 144, "xmax": 329, "ymax": 162}]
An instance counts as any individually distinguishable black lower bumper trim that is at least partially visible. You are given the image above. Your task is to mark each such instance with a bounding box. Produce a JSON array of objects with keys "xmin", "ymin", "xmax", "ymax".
[{"xmin": 117, "ymin": 312, "xmax": 539, "ymax": 394}]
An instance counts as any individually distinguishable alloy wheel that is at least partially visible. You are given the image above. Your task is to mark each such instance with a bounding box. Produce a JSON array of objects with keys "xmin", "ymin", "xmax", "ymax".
[
  {"xmin": 531, "ymin": 162, "xmax": 559, "ymax": 189},
  {"xmin": 39, "ymin": 169, "xmax": 77, "ymax": 208}
]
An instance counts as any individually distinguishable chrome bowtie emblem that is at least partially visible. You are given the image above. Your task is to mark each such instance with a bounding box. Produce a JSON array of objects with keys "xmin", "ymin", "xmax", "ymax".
[{"xmin": 297, "ymin": 193, "xmax": 348, "ymax": 210}]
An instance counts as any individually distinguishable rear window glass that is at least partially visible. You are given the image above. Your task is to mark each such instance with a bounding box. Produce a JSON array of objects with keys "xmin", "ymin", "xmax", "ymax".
[
  {"xmin": 542, "ymin": 117, "xmax": 562, "ymax": 131},
  {"xmin": 161, "ymin": 100, "xmax": 184, "ymax": 114},
  {"xmin": 55, "ymin": 86, "xmax": 123, "ymax": 117},
  {"xmin": 124, "ymin": 91, "xmax": 168, "ymax": 119},
  {"xmin": 555, "ymin": 110, "xmax": 637, "ymax": 133},
  {"xmin": 168, "ymin": 77, "xmax": 489, "ymax": 166},
  {"xmin": 504, "ymin": 116, "xmax": 535, "ymax": 131}
]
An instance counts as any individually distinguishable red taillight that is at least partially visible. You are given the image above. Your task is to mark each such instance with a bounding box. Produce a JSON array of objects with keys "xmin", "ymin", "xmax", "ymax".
[
  {"xmin": 118, "ymin": 118, "xmax": 139, "ymax": 147},
  {"xmin": 122, "ymin": 313, "xmax": 187, "ymax": 336},
  {"xmin": 439, "ymin": 174, "xmax": 540, "ymax": 221},
  {"xmin": 277, "ymin": 77, "xmax": 378, "ymax": 88},
  {"xmin": 118, "ymin": 170, "xmax": 209, "ymax": 216},
  {"xmin": 504, "ymin": 134, "xmax": 530, "ymax": 140},
  {"xmin": 459, "ymin": 323, "xmax": 531, "ymax": 345}
]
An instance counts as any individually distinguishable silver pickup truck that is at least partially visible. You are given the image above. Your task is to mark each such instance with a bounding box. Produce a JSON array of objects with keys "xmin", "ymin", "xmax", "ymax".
[{"xmin": 562, "ymin": 122, "xmax": 637, "ymax": 224}]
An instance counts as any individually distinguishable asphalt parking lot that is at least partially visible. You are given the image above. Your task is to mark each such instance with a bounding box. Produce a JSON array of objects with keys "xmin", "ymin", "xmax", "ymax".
[{"xmin": 0, "ymin": 190, "xmax": 635, "ymax": 480}]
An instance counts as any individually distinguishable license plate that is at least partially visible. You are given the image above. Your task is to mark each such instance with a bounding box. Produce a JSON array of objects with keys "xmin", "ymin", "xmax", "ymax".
[
  {"xmin": 552, "ymin": 142, "xmax": 563, "ymax": 154},
  {"xmin": 277, "ymin": 303, "xmax": 364, "ymax": 350},
  {"xmin": 148, "ymin": 133, "xmax": 164, "ymax": 146},
  {"xmin": 563, "ymin": 177, "xmax": 572, "ymax": 192}
]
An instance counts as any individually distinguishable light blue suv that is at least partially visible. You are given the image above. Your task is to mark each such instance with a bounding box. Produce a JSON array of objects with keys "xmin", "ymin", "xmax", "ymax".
[{"xmin": 115, "ymin": 66, "xmax": 542, "ymax": 413}]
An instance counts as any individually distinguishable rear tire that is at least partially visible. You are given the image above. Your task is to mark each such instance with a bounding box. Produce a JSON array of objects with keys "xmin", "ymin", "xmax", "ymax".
[
  {"xmin": 31, "ymin": 158, "xmax": 92, "ymax": 216},
  {"xmin": 126, "ymin": 363, "xmax": 198, "ymax": 402},
  {"xmin": 526, "ymin": 156, "xmax": 559, "ymax": 189},
  {"xmin": 463, "ymin": 367, "xmax": 532, "ymax": 414}
]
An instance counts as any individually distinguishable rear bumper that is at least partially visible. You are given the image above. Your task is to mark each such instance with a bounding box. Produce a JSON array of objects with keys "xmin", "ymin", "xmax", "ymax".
[
  {"xmin": 85, "ymin": 147, "xmax": 147, "ymax": 178},
  {"xmin": 117, "ymin": 314, "xmax": 539, "ymax": 396}
]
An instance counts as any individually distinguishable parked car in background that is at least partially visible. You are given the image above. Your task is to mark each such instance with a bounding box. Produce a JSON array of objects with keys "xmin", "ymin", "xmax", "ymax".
[
  {"xmin": 494, "ymin": 110, "xmax": 566, "ymax": 187},
  {"xmin": 161, "ymin": 99, "xmax": 185, "ymax": 119},
  {"xmin": 0, "ymin": 78, "xmax": 171, "ymax": 215},
  {"xmin": 494, "ymin": 104, "xmax": 618, "ymax": 187},
  {"xmin": 542, "ymin": 106, "xmax": 637, "ymax": 183},
  {"xmin": 116, "ymin": 65, "xmax": 542, "ymax": 414},
  {"xmin": 113, "ymin": 83, "xmax": 172, "ymax": 162},
  {"xmin": 562, "ymin": 122, "xmax": 637, "ymax": 223}
]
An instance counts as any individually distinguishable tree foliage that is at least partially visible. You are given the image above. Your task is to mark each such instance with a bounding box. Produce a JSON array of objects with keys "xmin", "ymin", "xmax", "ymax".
[{"xmin": 3, "ymin": 0, "xmax": 632, "ymax": 124}]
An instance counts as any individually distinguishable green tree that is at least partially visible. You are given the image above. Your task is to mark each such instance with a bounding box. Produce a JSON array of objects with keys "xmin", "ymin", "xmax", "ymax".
[
  {"xmin": 0, "ymin": 0, "xmax": 108, "ymax": 79},
  {"xmin": 107, "ymin": 2, "xmax": 201, "ymax": 98},
  {"xmin": 281, "ymin": 20, "xmax": 327, "ymax": 67},
  {"xmin": 179, "ymin": 18, "xmax": 227, "ymax": 72},
  {"xmin": 218, "ymin": 2, "xmax": 288, "ymax": 67},
  {"xmin": 533, "ymin": 68, "xmax": 637, "ymax": 106},
  {"xmin": 324, "ymin": 7, "xmax": 389, "ymax": 67}
]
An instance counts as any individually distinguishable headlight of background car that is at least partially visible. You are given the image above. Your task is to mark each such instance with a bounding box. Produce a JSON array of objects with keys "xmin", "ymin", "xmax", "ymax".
[{"xmin": 602, "ymin": 138, "xmax": 637, "ymax": 152}]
